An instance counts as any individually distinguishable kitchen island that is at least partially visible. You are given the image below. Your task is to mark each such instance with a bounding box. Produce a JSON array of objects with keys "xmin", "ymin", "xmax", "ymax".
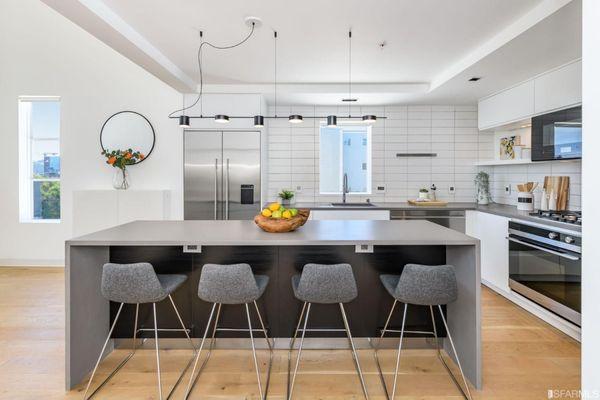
[{"xmin": 65, "ymin": 219, "xmax": 481, "ymax": 389}]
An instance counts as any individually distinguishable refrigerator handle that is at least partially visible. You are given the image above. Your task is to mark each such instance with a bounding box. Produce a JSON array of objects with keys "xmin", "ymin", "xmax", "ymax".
[
  {"xmin": 214, "ymin": 158, "xmax": 218, "ymax": 220},
  {"xmin": 225, "ymin": 158, "xmax": 230, "ymax": 220}
]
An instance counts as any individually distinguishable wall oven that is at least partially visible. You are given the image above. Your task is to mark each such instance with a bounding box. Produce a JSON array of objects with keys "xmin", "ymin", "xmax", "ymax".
[{"xmin": 508, "ymin": 219, "xmax": 581, "ymax": 326}]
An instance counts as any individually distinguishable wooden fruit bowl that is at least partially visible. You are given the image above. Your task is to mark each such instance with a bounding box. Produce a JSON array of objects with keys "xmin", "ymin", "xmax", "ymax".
[{"xmin": 254, "ymin": 209, "xmax": 310, "ymax": 233}]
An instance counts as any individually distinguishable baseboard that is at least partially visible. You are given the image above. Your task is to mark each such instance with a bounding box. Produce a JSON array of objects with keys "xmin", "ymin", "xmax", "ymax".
[
  {"xmin": 0, "ymin": 259, "xmax": 64, "ymax": 267},
  {"xmin": 482, "ymin": 279, "xmax": 581, "ymax": 341}
]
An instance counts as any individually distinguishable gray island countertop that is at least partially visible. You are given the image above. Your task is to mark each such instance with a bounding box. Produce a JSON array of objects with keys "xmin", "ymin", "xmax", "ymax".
[{"xmin": 67, "ymin": 219, "xmax": 480, "ymax": 246}]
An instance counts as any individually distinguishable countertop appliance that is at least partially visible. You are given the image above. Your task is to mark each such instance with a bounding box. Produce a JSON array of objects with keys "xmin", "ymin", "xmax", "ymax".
[
  {"xmin": 508, "ymin": 216, "xmax": 581, "ymax": 326},
  {"xmin": 531, "ymin": 106, "xmax": 581, "ymax": 161},
  {"xmin": 184, "ymin": 130, "xmax": 261, "ymax": 220},
  {"xmin": 390, "ymin": 209, "xmax": 466, "ymax": 233}
]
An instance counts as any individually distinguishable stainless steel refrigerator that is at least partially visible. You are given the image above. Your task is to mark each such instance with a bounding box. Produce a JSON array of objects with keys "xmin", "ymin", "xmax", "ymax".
[{"xmin": 184, "ymin": 130, "xmax": 261, "ymax": 220}]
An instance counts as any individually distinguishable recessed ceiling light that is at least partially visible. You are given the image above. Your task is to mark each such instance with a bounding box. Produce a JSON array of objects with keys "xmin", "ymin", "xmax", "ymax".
[{"xmin": 468, "ymin": 77, "xmax": 482, "ymax": 82}]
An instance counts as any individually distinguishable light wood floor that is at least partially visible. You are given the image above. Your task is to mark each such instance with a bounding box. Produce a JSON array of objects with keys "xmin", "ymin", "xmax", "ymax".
[{"xmin": 0, "ymin": 267, "xmax": 580, "ymax": 399}]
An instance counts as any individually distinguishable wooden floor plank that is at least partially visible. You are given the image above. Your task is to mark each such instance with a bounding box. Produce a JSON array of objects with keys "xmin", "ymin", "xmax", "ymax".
[{"xmin": 0, "ymin": 267, "xmax": 581, "ymax": 399}]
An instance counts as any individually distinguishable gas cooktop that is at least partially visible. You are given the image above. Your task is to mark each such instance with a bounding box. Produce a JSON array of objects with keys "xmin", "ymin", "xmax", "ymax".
[{"xmin": 529, "ymin": 210, "xmax": 582, "ymax": 225}]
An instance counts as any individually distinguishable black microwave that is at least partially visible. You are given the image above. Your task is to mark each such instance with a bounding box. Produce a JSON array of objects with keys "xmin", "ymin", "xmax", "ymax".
[{"xmin": 531, "ymin": 106, "xmax": 582, "ymax": 161}]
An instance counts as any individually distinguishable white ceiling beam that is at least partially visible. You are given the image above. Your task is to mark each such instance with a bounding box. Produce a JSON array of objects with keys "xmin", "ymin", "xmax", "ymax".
[
  {"xmin": 41, "ymin": 0, "xmax": 196, "ymax": 92},
  {"xmin": 201, "ymin": 82, "xmax": 430, "ymax": 95},
  {"xmin": 429, "ymin": 0, "xmax": 574, "ymax": 91}
]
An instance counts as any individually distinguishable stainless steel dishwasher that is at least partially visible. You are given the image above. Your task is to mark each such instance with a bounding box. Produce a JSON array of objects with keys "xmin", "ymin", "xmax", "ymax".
[{"xmin": 390, "ymin": 209, "xmax": 466, "ymax": 233}]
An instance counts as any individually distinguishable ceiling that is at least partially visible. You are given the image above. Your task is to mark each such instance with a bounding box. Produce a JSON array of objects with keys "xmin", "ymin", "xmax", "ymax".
[{"xmin": 42, "ymin": 0, "xmax": 581, "ymax": 104}]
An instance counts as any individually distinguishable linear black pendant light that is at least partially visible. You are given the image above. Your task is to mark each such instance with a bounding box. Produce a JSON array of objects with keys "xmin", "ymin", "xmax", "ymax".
[{"xmin": 168, "ymin": 21, "xmax": 385, "ymax": 125}]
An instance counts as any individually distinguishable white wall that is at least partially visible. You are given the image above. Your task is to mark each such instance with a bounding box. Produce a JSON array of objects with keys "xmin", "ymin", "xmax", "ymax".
[
  {"xmin": 582, "ymin": 0, "xmax": 600, "ymax": 395},
  {"xmin": 266, "ymin": 105, "xmax": 483, "ymax": 203},
  {"xmin": 0, "ymin": 0, "xmax": 182, "ymax": 265}
]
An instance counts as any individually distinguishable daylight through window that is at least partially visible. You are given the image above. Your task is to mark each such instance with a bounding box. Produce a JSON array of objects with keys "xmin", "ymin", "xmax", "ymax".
[{"xmin": 18, "ymin": 97, "xmax": 61, "ymax": 222}]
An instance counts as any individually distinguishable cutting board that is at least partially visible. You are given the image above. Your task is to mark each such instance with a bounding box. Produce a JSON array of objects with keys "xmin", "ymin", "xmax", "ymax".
[
  {"xmin": 543, "ymin": 176, "xmax": 570, "ymax": 210},
  {"xmin": 407, "ymin": 199, "xmax": 448, "ymax": 207}
]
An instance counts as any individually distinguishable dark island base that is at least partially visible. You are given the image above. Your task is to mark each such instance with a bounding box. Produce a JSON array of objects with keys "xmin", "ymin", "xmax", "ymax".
[{"xmin": 108, "ymin": 245, "xmax": 448, "ymax": 339}]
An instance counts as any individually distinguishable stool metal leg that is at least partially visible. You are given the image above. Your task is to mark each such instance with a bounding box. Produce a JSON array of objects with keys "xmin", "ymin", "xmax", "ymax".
[
  {"xmin": 437, "ymin": 305, "xmax": 473, "ymax": 400},
  {"xmin": 163, "ymin": 295, "xmax": 197, "ymax": 400},
  {"xmin": 288, "ymin": 302, "xmax": 311, "ymax": 400},
  {"xmin": 245, "ymin": 303, "xmax": 264, "ymax": 399},
  {"xmin": 184, "ymin": 302, "xmax": 217, "ymax": 399},
  {"xmin": 391, "ymin": 303, "xmax": 408, "ymax": 400},
  {"xmin": 254, "ymin": 300, "xmax": 273, "ymax": 397},
  {"xmin": 152, "ymin": 303, "xmax": 163, "ymax": 400},
  {"xmin": 339, "ymin": 303, "xmax": 369, "ymax": 399},
  {"xmin": 82, "ymin": 302, "xmax": 125, "ymax": 400},
  {"xmin": 287, "ymin": 302, "xmax": 307, "ymax": 398},
  {"xmin": 372, "ymin": 300, "xmax": 397, "ymax": 400}
]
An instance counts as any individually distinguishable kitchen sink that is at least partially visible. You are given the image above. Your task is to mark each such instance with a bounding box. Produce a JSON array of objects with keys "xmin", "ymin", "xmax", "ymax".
[{"xmin": 330, "ymin": 202, "xmax": 376, "ymax": 207}]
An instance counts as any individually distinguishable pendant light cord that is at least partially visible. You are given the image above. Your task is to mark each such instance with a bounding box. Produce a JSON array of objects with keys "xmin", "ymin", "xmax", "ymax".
[
  {"xmin": 274, "ymin": 31, "xmax": 278, "ymax": 117},
  {"xmin": 348, "ymin": 30, "xmax": 352, "ymax": 117},
  {"xmin": 168, "ymin": 23, "xmax": 256, "ymax": 118}
]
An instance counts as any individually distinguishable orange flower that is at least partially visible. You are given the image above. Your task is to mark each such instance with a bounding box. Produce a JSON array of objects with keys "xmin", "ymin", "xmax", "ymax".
[
  {"xmin": 107, "ymin": 156, "xmax": 117, "ymax": 165},
  {"xmin": 139, "ymin": 154, "xmax": 145, "ymax": 160},
  {"xmin": 124, "ymin": 152, "xmax": 132, "ymax": 160}
]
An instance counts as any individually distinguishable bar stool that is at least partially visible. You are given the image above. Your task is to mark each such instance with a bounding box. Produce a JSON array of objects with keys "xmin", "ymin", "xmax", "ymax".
[
  {"xmin": 373, "ymin": 264, "xmax": 473, "ymax": 400},
  {"xmin": 83, "ymin": 262, "xmax": 196, "ymax": 400},
  {"xmin": 184, "ymin": 263, "xmax": 273, "ymax": 400},
  {"xmin": 288, "ymin": 263, "xmax": 369, "ymax": 400}
]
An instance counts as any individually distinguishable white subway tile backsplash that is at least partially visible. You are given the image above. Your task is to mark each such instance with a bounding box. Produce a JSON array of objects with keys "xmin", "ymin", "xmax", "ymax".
[{"xmin": 264, "ymin": 104, "xmax": 561, "ymax": 205}]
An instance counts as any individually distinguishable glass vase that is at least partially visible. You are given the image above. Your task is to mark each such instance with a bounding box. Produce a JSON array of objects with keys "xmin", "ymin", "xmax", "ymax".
[{"xmin": 112, "ymin": 168, "xmax": 130, "ymax": 190}]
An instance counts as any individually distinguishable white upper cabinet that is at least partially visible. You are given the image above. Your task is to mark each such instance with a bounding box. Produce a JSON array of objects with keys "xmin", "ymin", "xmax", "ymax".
[
  {"xmin": 478, "ymin": 80, "xmax": 535, "ymax": 130},
  {"xmin": 478, "ymin": 60, "xmax": 582, "ymax": 130},
  {"xmin": 534, "ymin": 60, "xmax": 582, "ymax": 114}
]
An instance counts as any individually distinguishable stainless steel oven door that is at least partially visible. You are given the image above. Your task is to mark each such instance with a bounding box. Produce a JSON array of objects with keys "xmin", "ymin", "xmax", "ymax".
[{"xmin": 508, "ymin": 236, "xmax": 581, "ymax": 326}]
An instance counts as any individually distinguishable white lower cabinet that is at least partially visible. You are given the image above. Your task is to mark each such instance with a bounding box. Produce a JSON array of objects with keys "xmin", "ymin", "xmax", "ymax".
[
  {"xmin": 310, "ymin": 209, "xmax": 390, "ymax": 220},
  {"xmin": 466, "ymin": 210, "xmax": 509, "ymax": 294}
]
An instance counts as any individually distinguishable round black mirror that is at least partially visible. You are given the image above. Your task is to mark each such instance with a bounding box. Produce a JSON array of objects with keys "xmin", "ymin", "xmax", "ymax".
[{"xmin": 100, "ymin": 111, "xmax": 155, "ymax": 164}]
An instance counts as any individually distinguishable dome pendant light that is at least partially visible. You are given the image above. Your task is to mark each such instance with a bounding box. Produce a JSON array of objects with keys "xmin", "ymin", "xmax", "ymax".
[
  {"xmin": 289, "ymin": 115, "xmax": 303, "ymax": 124},
  {"xmin": 327, "ymin": 115, "xmax": 337, "ymax": 127},
  {"xmin": 179, "ymin": 115, "xmax": 190, "ymax": 127},
  {"xmin": 215, "ymin": 114, "xmax": 230, "ymax": 123},
  {"xmin": 253, "ymin": 115, "xmax": 264, "ymax": 128}
]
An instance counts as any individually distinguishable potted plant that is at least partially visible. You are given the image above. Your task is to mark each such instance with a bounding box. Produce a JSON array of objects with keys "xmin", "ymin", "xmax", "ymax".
[
  {"xmin": 474, "ymin": 171, "xmax": 491, "ymax": 205},
  {"xmin": 418, "ymin": 188, "xmax": 429, "ymax": 200},
  {"xmin": 278, "ymin": 189, "xmax": 295, "ymax": 206},
  {"xmin": 101, "ymin": 148, "xmax": 145, "ymax": 190}
]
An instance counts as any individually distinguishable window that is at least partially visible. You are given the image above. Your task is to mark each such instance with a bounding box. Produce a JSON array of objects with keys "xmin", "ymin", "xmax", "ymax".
[
  {"xmin": 319, "ymin": 124, "xmax": 371, "ymax": 194},
  {"xmin": 18, "ymin": 97, "xmax": 61, "ymax": 222}
]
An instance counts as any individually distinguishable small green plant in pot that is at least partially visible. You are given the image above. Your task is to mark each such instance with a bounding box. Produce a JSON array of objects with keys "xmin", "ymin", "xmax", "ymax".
[
  {"xmin": 418, "ymin": 188, "xmax": 429, "ymax": 200},
  {"xmin": 278, "ymin": 189, "xmax": 295, "ymax": 205}
]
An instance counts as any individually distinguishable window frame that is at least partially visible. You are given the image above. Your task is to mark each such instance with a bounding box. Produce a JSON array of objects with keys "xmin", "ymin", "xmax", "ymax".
[
  {"xmin": 318, "ymin": 122, "xmax": 372, "ymax": 195},
  {"xmin": 18, "ymin": 96, "xmax": 61, "ymax": 223}
]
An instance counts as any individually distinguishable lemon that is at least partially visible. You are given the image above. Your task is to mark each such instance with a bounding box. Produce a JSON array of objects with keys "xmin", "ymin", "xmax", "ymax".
[
  {"xmin": 268, "ymin": 202, "xmax": 281, "ymax": 212},
  {"xmin": 282, "ymin": 210, "xmax": 292, "ymax": 219},
  {"xmin": 261, "ymin": 208, "xmax": 272, "ymax": 217},
  {"xmin": 271, "ymin": 210, "xmax": 282, "ymax": 219}
]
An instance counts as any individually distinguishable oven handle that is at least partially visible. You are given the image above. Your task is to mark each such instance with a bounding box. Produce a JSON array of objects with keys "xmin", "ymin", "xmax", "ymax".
[{"xmin": 507, "ymin": 237, "xmax": 581, "ymax": 261}]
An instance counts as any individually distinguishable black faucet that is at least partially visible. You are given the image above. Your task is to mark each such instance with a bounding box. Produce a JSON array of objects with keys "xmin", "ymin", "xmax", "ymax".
[{"xmin": 342, "ymin": 173, "xmax": 348, "ymax": 203}]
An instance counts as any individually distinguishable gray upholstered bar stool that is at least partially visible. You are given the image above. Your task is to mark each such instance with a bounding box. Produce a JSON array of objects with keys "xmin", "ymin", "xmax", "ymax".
[
  {"xmin": 288, "ymin": 263, "xmax": 369, "ymax": 400},
  {"xmin": 83, "ymin": 262, "xmax": 196, "ymax": 400},
  {"xmin": 374, "ymin": 264, "xmax": 473, "ymax": 400},
  {"xmin": 184, "ymin": 263, "xmax": 273, "ymax": 400}
]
